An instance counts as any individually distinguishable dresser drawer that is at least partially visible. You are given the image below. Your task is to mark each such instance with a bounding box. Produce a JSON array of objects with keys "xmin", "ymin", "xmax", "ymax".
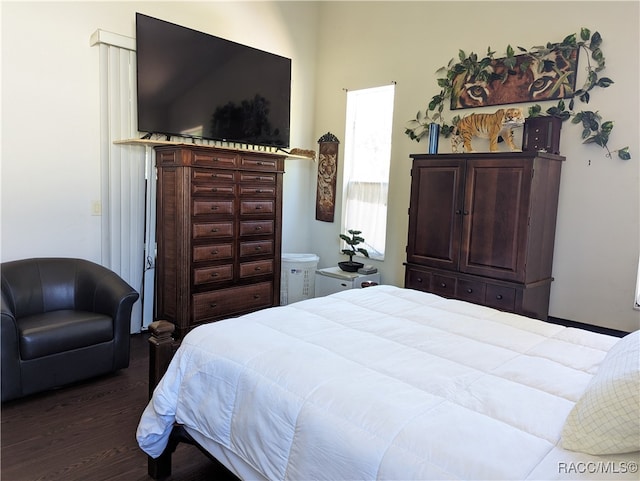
[
  {"xmin": 456, "ymin": 278, "xmax": 486, "ymax": 304},
  {"xmin": 485, "ymin": 284, "xmax": 516, "ymax": 311},
  {"xmin": 239, "ymin": 240, "xmax": 274, "ymax": 257},
  {"xmin": 192, "ymin": 169, "xmax": 235, "ymax": 183},
  {"xmin": 193, "ymin": 222, "xmax": 234, "ymax": 239},
  {"xmin": 192, "ymin": 183, "xmax": 235, "ymax": 195},
  {"xmin": 240, "ymin": 200, "xmax": 274, "ymax": 215},
  {"xmin": 239, "ymin": 172, "xmax": 276, "ymax": 183},
  {"xmin": 431, "ymin": 273, "xmax": 456, "ymax": 298},
  {"xmin": 193, "ymin": 264, "xmax": 233, "ymax": 285},
  {"xmin": 239, "ymin": 259, "xmax": 273, "ymax": 279},
  {"xmin": 240, "ymin": 156, "xmax": 280, "ymax": 171},
  {"xmin": 193, "ymin": 200, "xmax": 234, "ymax": 216},
  {"xmin": 193, "ymin": 243, "xmax": 233, "ymax": 262},
  {"xmin": 193, "ymin": 151, "xmax": 237, "ymax": 168},
  {"xmin": 192, "ymin": 282, "xmax": 272, "ymax": 322},
  {"xmin": 240, "ymin": 220, "xmax": 274, "ymax": 237},
  {"xmin": 239, "ymin": 184, "xmax": 276, "ymax": 196}
]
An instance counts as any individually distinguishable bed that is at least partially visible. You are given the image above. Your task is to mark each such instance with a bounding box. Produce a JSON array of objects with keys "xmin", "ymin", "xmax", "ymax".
[{"xmin": 137, "ymin": 285, "xmax": 640, "ymax": 480}]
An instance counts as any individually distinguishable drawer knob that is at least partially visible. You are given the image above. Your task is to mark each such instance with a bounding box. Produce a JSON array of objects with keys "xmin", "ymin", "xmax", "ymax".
[
  {"xmin": 466, "ymin": 288, "xmax": 473, "ymax": 293},
  {"xmin": 211, "ymin": 206, "xmax": 219, "ymax": 210},
  {"xmin": 254, "ymin": 266, "xmax": 262, "ymax": 271},
  {"xmin": 211, "ymin": 187, "xmax": 218, "ymax": 192},
  {"xmin": 255, "ymin": 246, "xmax": 262, "ymax": 251},
  {"xmin": 440, "ymin": 282, "xmax": 447, "ymax": 288},
  {"xmin": 253, "ymin": 294, "xmax": 261, "ymax": 299},
  {"xmin": 209, "ymin": 303, "xmax": 218, "ymax": 308},
  {"xmin": 211, "ymin": 228, "xmax": 219, "ymax": 233},
  {"xmin": 416, "ymin": 277, "xmax": 423, "ymax": 283},
  {"xmin": 210, "ymin": 273, "xmax": 219, "ymax": 278},
  {"xmin": 255, "ymin": 226, "xmax": 263, "ymax": 231},
  {"xmin": 255, "ymin": 205, "xmax": 263, "ymax": 210},
  {"xmin": 211, "ymin": 250, "xmax": 218, "ymax": 255},
  {"xmin": 496, "ymin": 294, "xmax": 503, "ymax": 300}
]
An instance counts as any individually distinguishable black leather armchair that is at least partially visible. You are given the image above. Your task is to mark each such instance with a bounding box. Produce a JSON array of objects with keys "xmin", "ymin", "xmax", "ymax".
[{"xmin": 1, "ymin": 258, "xmax": 139, "ymax": 402}]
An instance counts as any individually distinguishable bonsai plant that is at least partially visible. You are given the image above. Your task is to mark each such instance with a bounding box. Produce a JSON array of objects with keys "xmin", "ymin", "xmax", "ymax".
[{"xmin": 339, "ymin": 229, "xmax": 369, "ymax": 272}]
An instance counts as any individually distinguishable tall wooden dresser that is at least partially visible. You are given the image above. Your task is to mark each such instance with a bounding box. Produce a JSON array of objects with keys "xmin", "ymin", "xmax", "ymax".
[
  {"xmin": 154, "ymin": 144, "xmax": 285, "ymax": 338},
  {"xmin": 404, "ymin": 151, "xmax": 564, "ymax": 320}
]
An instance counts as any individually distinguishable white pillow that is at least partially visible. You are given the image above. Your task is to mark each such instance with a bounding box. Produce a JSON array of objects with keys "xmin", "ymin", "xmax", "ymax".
[{"xmin": 562, "ymin": 330, "xmax": 640, "ymax": 455}]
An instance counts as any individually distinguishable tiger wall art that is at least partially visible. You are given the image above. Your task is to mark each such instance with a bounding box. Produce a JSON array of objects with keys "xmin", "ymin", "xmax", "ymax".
[{"xmin": 451, "ymin": 47, "xmax": 578, "ymax": 110}]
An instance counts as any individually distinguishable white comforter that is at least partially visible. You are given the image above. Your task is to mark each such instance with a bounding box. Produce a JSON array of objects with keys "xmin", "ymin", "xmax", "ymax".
[{"xmin": 137, "ymin": 285, "xmax": 639, "ymax": 480}]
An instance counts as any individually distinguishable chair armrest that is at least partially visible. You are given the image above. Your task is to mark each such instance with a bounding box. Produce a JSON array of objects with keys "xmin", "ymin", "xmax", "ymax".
[
  {"xmin": 76, "ymin": 262, "xmax": 139, "ymax": 319},
  {"xmin": 1, "ymin": 290, "xmax": 22, "ymax": 402}
]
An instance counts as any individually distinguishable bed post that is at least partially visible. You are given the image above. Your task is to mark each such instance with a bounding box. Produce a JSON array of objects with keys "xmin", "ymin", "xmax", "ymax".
[
  {"xmin": 147, "ymin": 320, "xmax": 179, "ymax": 479},
  {"xmin": 148, "ymin": 320, "xmax": 178, "ymax": 397}
]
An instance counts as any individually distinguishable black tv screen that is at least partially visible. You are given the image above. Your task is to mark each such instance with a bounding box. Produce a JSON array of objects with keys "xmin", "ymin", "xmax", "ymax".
[{"xmin": 135, "ymin": 13, "xmax": 291, "ymax": 148}]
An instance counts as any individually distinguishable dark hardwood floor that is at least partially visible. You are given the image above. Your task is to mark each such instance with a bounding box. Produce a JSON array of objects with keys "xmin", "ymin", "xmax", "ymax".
[{"xmin": 1, "ymin": 333, "xmax": 219, "ymax": 481}]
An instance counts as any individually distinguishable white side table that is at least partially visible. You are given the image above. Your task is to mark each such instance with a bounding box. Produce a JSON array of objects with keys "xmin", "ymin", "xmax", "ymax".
[{"xmin": 314, "ymin": 266, "xmax": 381, "ymax": 297}]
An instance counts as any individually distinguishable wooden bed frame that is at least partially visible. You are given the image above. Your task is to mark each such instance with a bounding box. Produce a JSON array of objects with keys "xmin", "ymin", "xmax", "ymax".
[{"xmin": 146, "ymin": 320, "xmax": 240, "ymax": 480}]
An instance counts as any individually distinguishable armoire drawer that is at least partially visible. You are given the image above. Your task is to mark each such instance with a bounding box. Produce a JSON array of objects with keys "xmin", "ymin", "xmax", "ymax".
[
  {"xmin": 192, "ymin": 282, "xmax": 272, "ymax": 323},
  {"xmin": 484, "ymin": 284, "xmax": 516, "ymax": 311},
  {"xmin": 456, "ymin": 278, "xmax": 486, "ymax": 304},
  {"xmin": 431, "ymin": 273, "xmax": 456, "ymax": 298},
  {"xmin": 405, "ymin": 267, "xmax": 431, "ymax": 291}
]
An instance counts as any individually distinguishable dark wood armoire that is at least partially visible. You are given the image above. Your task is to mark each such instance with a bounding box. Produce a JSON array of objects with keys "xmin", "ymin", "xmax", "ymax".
[{"xmin": 404, "ymin": 151, "xmax": 565, "ymax": 320}]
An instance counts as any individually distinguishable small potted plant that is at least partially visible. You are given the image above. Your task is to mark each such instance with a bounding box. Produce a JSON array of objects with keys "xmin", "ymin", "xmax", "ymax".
[{"xmin": 338, "ymin": 229, "xmax": 369, "ymax": 272}]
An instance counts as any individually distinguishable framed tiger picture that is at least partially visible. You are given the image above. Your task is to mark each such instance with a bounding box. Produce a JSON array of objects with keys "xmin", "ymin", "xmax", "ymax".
[{"xmin": 450, "ymin": 46, "xmax": 578, "ymax": 110}]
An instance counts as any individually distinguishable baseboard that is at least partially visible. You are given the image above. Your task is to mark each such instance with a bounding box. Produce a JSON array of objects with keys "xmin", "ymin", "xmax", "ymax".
[{"xmin": 547, "ymin": 316, "xmax": 629, "ymax": 338}]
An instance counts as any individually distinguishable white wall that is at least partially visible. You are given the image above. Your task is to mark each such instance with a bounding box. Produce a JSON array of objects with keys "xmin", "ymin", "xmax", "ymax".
[
  {"xmin": 2, "ymin": 1, "xmax": 639, "ymax": 333},
  {"xmin": 310, "ymin": 1, "xmax": 640, "ymax": 332},
  {"xmin": 1, "ymin": 2, "xmax": 319, "ymax": 263}
]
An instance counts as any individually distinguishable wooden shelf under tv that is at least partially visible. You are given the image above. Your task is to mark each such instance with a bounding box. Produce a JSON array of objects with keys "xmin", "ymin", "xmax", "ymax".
[{"xmin": 114, "ymin": 138, "xmax": 314, "ymax": 160}]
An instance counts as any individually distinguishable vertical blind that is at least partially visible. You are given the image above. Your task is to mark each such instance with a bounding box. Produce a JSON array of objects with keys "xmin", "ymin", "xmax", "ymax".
[{"xmin": 91, "ymin": 30, "xmax": 148, "ymax": 333}]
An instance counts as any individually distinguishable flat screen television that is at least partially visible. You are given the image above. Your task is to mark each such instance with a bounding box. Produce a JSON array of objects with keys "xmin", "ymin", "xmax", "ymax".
[{"xmin": 135, "ymin": 13, "xmax": 291, "ymax": 148}]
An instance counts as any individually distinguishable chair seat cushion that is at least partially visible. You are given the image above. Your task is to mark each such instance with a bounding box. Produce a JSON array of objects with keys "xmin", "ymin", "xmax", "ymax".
[{"xmin": 18, "ymin": 310, "xmax": 113, "ymax": 360}]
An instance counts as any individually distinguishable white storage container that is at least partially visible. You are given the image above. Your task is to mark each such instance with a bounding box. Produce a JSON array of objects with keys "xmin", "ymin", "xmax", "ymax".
[{"xmin": 280, "ymin": 254, "xmax": 319, "ymax": 305}]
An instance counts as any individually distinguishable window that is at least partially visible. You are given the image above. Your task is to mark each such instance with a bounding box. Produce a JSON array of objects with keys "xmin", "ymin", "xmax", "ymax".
[{"xmin": 342, "ymin": 84, "xmax": 395, "ymax": 260}]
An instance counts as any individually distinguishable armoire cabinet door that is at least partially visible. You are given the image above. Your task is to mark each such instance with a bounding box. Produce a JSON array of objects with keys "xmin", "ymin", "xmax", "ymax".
[
  {"xmin": 406, "ymin": 158, "xmax": 465, "ymax": 270},
  {"xmin": 460, "ymin": 158, "xmax": 532, "ymax": 282}
]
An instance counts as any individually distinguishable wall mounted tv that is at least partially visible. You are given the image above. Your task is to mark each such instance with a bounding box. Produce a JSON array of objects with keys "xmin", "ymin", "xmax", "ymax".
[{"xmin": 135, "ymin": 13, "xmax": 291, "ymax": 148}]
